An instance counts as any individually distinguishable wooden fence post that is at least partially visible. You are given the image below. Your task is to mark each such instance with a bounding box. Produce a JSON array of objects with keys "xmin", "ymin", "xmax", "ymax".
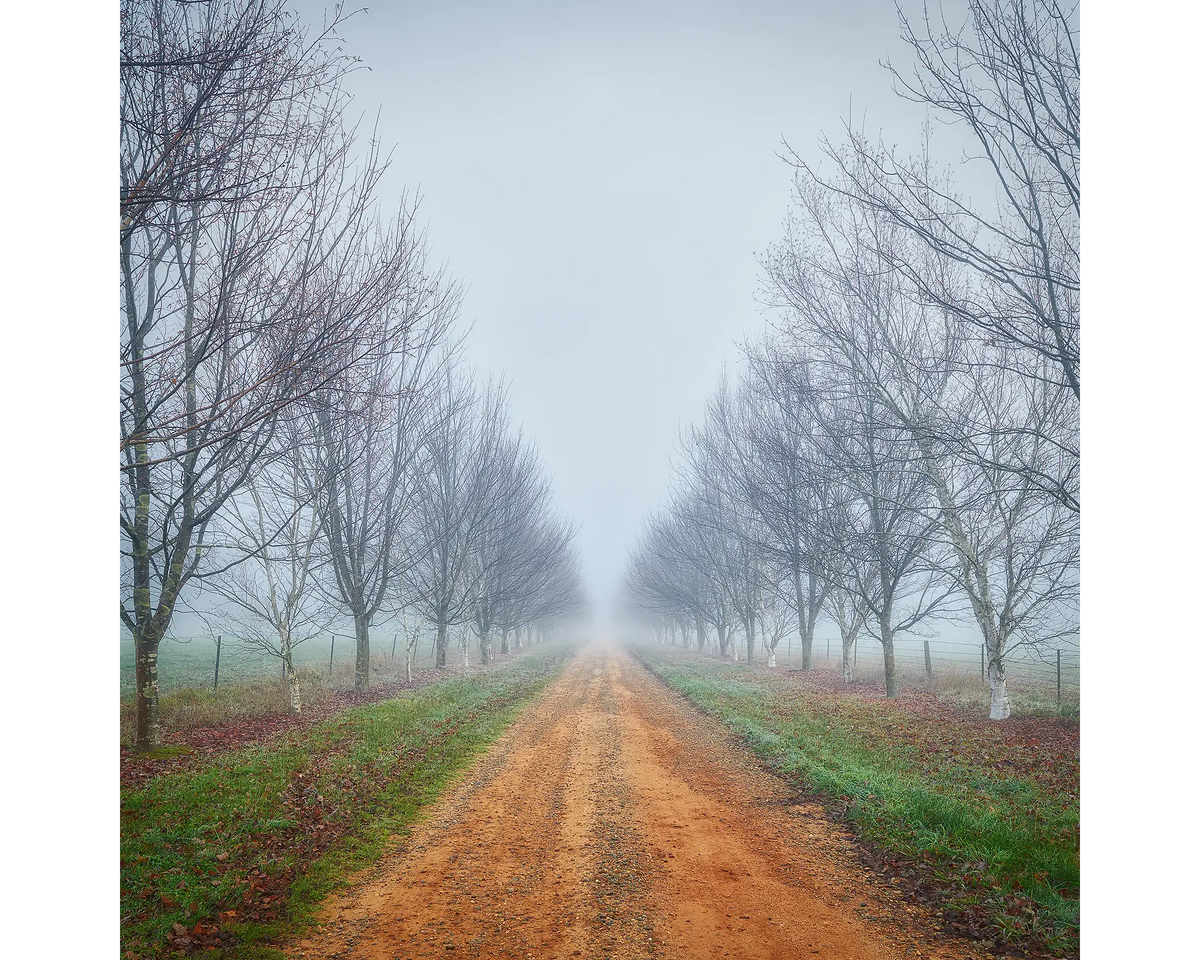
[
  {"xmin": 213, "ymin": 635, "xmax": 221, "ymax": 692},
  {"xmin": 924, "ymin": 639, "xmax": 932, "ymax": 680},
  {"xmin": 1057, "ymin": 649, "xmax": 1062, "ymax": 707},
  {"xmin": 329, "ymin": 635, "xmax": 335, "ymax": 676}
]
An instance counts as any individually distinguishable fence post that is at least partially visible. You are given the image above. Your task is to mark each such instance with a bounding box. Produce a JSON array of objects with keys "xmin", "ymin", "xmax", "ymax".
[
  {"xmin": 392, "ymin": 634, "xmax": 398, "ymax": 660},
  {"xmin": 213, "ymin": 635, "xmax": 221, "ymax": 692},
  {"xmin": 1057, "ymin": 649, "xmax": 1062, "ymax": 707},
  {"xmin": 329, "ymin": 635, "xmax": 335, "ymax": 676},
  {"xmin": 826, "ymin": 638, "xmax": 830, "ymax": 663},
  {"xmin": 981, "ymin": 643, "xmax": 986, "ymax": 685},
  {"xmin": 924, "ymin": 639, "xmax": 932, "ymax": 681}
]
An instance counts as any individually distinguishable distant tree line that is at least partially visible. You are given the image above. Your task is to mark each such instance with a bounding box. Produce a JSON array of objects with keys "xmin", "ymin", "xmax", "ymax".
[
  {"xmin": 121, "ymin": 0, "xmax": 586, "ymax": 750},
  {"xmin": 622, "ymin": 0, "xmax": 1078, "ymax": 720}
]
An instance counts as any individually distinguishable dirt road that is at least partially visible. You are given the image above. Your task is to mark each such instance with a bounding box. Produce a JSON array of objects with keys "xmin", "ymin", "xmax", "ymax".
[{"xmin": 290, "ymin": 643, "xmax": 988, "ymax": 960}]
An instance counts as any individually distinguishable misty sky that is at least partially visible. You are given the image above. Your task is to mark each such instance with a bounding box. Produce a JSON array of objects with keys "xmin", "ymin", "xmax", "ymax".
[{"xmin": 287, "ymin": 0, "xmax": 957, "ymax": 610}]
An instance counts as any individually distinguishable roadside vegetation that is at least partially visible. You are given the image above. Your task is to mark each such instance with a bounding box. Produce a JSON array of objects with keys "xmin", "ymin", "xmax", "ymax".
[
  {"xmin": 120, "ymin": 644, "xmax": 574, "ymax": 959},
  {"xmin": 118, "ymin": 651, "xmax": 490, "ymax": 750},
  {"xmin": 636, "ymin": 646, "xmax": 1079, "ymax": 958}
]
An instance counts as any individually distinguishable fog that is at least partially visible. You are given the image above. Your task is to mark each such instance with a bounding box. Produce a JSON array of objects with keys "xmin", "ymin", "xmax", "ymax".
[
  {"xmin": 284, "ymin": 0, "xmax": 954, "ymax": 610},
  {"xmin": 133, "ymin": 0, "xmax": 1061, "ymax": 653}
]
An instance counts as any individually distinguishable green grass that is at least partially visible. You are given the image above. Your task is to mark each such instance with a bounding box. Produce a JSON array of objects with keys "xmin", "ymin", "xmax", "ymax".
[
  {"xmin": 121, "ymin": 643, "xmax": 574, "ymax": 959},
  {"xmin": 634, "ymin": 647, "xmax": 1080, "ymax": 957}
]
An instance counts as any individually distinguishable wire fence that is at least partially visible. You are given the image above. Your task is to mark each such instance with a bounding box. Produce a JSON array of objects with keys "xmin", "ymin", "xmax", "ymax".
[
  {"xmin": 118, "ymin": 628, "xmax": 457, "ymax": 696},
  {"xmin": 774, "ymin": 634, "xmax": 1079, "ymax": 698},
  {"xmin": 123, "ymin": 629, "xmax": 1079, "ymax": 707}
]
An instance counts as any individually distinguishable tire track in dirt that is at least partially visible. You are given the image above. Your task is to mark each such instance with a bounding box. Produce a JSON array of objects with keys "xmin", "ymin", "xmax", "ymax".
[{"xmin": 289, "ymin": 643, "xmax": 990, "ymax": 960}]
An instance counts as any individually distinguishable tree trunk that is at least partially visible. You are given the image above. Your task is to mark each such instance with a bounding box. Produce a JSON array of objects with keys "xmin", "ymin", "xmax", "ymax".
[
  {"xmin": 695, "ymin": 614, "xmax": 707, "ymax": 652},
  {"xmin": 880, "ymin": 621, "xmax": 898, "ymax": 698},
  {"xmin": 988, "ymin": 653, "xmax": 1011, "ymax": 720},
  {"xmin": 500, "ymin": 630, "xmax": 510, "ymax": 655},
  {"xmin": 282, "ymin": 635, "xmax": 301, "ymax": 716},
  {"xmin": 766, "ymin": 644, "xmax": 777, "ymax": 668},
  {"xmin": 745, "ymin": 612, "xmax": 756, "ymax": 664},
  {"xmin": 514, "ymin": 627, "xmax": 523, "ymax": 650},
  {"xmin": 479, "ymin": 628, "xmax": 492, "ymax": 664},
  {"xmin": 134, "ymin": 629, "xmax": 161, "ymax": 750},
  {"xmin": 918, "ymin": 437, "xmax": 1010, "ymax": 719},
  {"xmin": 436, "ymin": 618, "xmax": 449, "ymax": 669},
  {"xmin": 353, "ymin": 610, "xmax": 371, "ymax": 691},
  {"xmin": 795, "ymin": 565, "xmax": 814, "ymax": 671},
  {"xmin": 717, "ymin": 623, "xmax": 729, "ymax": 657}
]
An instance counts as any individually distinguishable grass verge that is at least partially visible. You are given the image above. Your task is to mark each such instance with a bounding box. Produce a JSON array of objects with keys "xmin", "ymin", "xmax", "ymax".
[
  {"xmin": 634, "ymin": 646, "xmax": 1079, "ymax": 959},
  {"xmin": 121, "ymin": 643, "xmax": 575, "ymax": 959}
]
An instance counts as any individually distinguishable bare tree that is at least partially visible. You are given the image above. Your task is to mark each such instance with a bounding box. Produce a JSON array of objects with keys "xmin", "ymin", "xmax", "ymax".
[
  {"xmin": 763, "ymin": 219, "xmax": 960, "ymax": 691},
  {"xmin": 764, "ymin": 164, "xmax": 1076, "ymax": 715},
  {"xmin": 823, "ymin": 385, "xmax": 952, "ymax": 698},
  {"xmin": 757, "ymin": 586, "xmax": 798, "ymax": 669},
  {"xmin": 489, "ymin": 508, "xmax": 581, "ymax": 658},
  {"xmin": 395, "ymin": 610, "xmax": 427, "ymax": 684},
  {"xmin": 120, "ymin": 0, "xmax": 432, "ymax": 749},
  {"xmin": 740, "ymin": 344, "xmax": 840, "ymax": 670},
  {"xmin": 121, "ymin": 0, "xmax": 360, "ymax": 242},
  {"xmin": 684, "ymin": 377, "xmax": 771, "ymax": 663},
  {"xmin": 782, "ymin": 1, "xmax": 1084, "ymax": 508},
  {"xmin": 466, "ymin": 431, "xmax": 556, "ymax": 663},
  {"xmin": 314, "ymin": 302, "xmax": 457, "ymax": 692},
  {"xmin": 409, "ymin": 373, "xmax": 510, "ymax": 668},
  {"xmin": 511, "ymin": 528, "xmax": 588, "ymax": 645},
  {"xmin": 624, "ymin": 510, "xmax": 714, "ymax": 655},
  {"xmin": 203, "ymin": 423, "xmax": 334, "ymax": 714}
]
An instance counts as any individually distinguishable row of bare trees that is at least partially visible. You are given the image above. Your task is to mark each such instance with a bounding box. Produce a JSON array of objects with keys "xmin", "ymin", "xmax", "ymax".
[
  {"xmin": 121, "ymin": 0, "xmax": 585, "ymax": 750},
  {"xmin": 623, "ymin": 0, "xmax": 1078, "ymax": 720},
  {"xmin": 204, "ymin": 361, "xmax": 586, "ymax": 714}
]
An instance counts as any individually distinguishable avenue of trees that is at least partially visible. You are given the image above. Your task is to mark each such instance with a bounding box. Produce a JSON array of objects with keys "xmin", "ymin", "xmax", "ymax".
[
  {"xmin": 622, "ymin": 0, "xmax": 1078, "ymax": 720},
  {"xmin": 121, "ymin": 0, "xmax": 586, "ymax": 750}
]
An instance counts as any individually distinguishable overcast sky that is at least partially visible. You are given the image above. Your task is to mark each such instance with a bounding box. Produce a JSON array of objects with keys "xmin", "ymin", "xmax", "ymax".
[{"xmin": 287, "ymin": 0, "xmax": 953, "ymax": 611}]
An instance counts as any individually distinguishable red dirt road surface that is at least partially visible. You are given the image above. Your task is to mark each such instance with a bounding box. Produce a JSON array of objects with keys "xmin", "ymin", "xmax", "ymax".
[{"xmin": 289, "ymin": 643, "xmax": 990, "ymax": 960}]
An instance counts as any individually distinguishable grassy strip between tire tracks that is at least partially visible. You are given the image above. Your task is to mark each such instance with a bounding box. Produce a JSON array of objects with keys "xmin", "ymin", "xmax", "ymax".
[
  {"xmin": 634, "ymin": 647, "xmax": 1079, "ymax": 959},
  {"xmin": 121, "ymin": 644, "xmax": 576, "ymax": 959}
]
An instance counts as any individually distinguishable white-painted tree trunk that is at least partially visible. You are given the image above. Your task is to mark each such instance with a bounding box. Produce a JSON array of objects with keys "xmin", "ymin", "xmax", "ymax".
[
  {"xmin": 286, "ymin": 663, "xmax": 301, "ymax": 716},
  {"xmin": 766, "ymin": 648, "xmax": 777, "ymax": 668},
  {"xmin": 918, "ymin": 438, "xmax": 1013, "ymax": 721},
  {"xmin": 989, "ymin": 660, "xmax": 1011, "ymax": 720},
  {"xmin": 832, "ymin": 589, "xmax": 861, "ymax": 686},
  {"xmin": 281, "ymin": 634, "xmax": 301, "ymax": 716}
]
